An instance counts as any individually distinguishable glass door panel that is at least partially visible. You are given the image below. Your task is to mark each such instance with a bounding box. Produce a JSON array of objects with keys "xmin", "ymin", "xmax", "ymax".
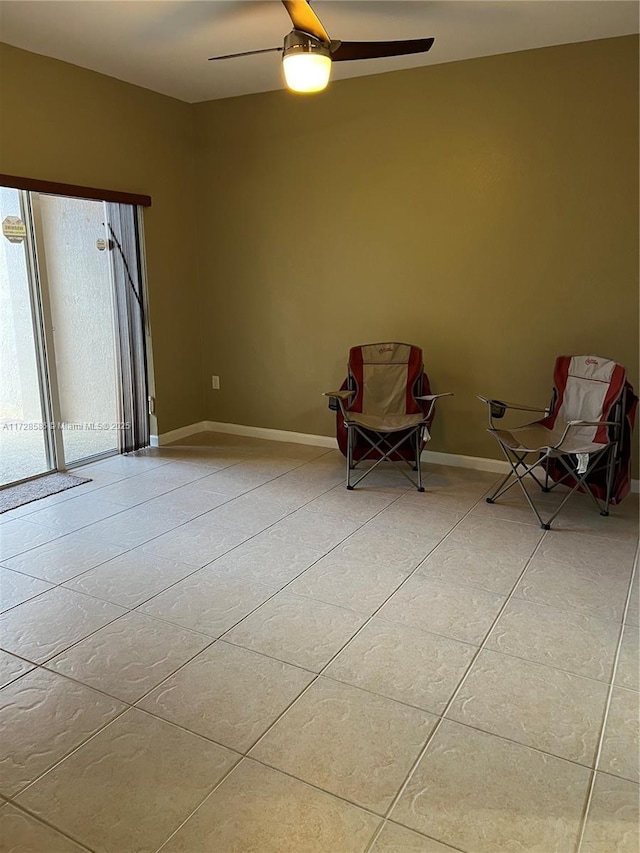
[
  {"xmin": 0, "ymin": 187, "xmax": 53, "ymax": 486},
  {"xmin": 36, "ymin": 195, "xmax": 120, "ymax": 465}
]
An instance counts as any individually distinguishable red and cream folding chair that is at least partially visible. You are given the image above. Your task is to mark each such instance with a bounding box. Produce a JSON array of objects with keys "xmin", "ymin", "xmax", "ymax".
[
  {"xmin": 324, "ymin": 342, "xmax": 452, "ymax": 490},
  {"xmin": 480, "ymin": 355, "xmax": 637, "ymax": 529}
]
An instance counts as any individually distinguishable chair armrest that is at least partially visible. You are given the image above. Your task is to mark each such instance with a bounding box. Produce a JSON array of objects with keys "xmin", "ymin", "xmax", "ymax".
[
  {"xmin": 415, "ymin": 392, "xmax": 453, "ymax": 420},
  {"xmin": 323, "ymin": 390, "xmax": 353, "ymax": 400},
  {"xmin": 553, "ymin": 420, "xmax": 619, "ymax": 450},
  {"xmin": 415, "ymin": 392, "xmax": 454, "ymax": 401},
  {"xmin": 477, "ymin": 396, "xmax": 549, "ymax": 414},
  {"xmin": 567, "ymin": 420, "xmax": 618, "ymax": 427},
  {"xmin": 324, "ymin": 389, "xmax": 354, "ymax": 415},
  {"xmin": 478, "ymin": 395, "xmax": 550, "ymax": 430}
]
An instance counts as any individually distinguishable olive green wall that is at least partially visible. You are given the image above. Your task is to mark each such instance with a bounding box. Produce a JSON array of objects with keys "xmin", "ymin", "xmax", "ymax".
[
  {"xmin": 194, "ymin": 35, "xmax": 638, "ymax": 465},
  {"xmin": 1, "ymin": 37, "xmax": 637, "ymax": 464},
  {"xmin": 0, "ymin": 43, "xmax": 203, "ymax": 434}
]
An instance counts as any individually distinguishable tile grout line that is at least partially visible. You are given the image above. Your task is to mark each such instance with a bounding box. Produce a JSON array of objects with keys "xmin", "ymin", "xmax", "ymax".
[
  {"xmin": 8, "ymin": 665, "xmax": 617, "ymax": 853},
  {"xmin": 0, "ymin": 449, "xmax": 352, "ymax": 657},
  {"xmin": 6, "ymin": 704, "xmax": 250, "ymax": 853},
  {"xmin": 382, "ymin": 818, "xmax": 468, "ymax": 852},
  {"xmin": 194, "ymin": 475, "xmax": 505, "ymax": 853},
  {"xmin": 210, "ymin": 476, "xmax": 462, "ymax": 680},
  {"xmin": 0, "ymin": 455, "xmax": 506, "ymax": 847},
  {"xmin": 121, "ymin": 469, "xmax": 402, "ymax": 690},
  {"xmin": 0, "ymin": 453, "xmax": 227, "ymax": 528},
  {"xmin": 4, "ymin": 456, "xmax": 632, "ymax": 598},
  {"xmin": 6, "ymin": 513, "xmax": 565, "ymax": 683},
  {"xmin": 3, "ymin": 464, "xmax": 630, "ymax": 710},
  {"xmin": 0, "ymin": 444, "xmax": 334, "ymax": 565},
  {"xmin": 16, "ymin": 446, "xmax": 343, "ymax": 570},
  {"xmin": 6, "ymin": 446, "xmax": 634, "ymax": 851},
  {"xmin": 7, "ymin": 696, "xmax": 244, "ymax": 806},
  {"xmin": 13, "ymin": 534, "xmax": 636, "ymax": 843},
  {"xmin": 151, "ymin": 762, "xmax": 242, "ymax": 853},
  {"xmin": 34, "ymin": 639, "xmax": 619, "ymax": 790},
  {"xmin": 0, "ymin": 455, "xmax": 171, "ymax": 518},
  {"xmin": 139, "ymin": 454, "xmax": 432, "ymax": 853},
  {"xmin": 136, "ymin": 473, "xmax": 500, "ymax": 852},
  {"xmin": 574, "ymin": 540, "xmax": 640, "ymax": 853},
  {"xmin": 5, "ymin": 698, "xmax": 134, "ymax": 800},
  {"xmin": 10, "ymin": 470, "xmax": 486, "ymax": 761},
  {"xmin": 149, "ymin": 751, "xmax": 376, "ymax": 853},
  {"xmin": 7, "ymin": 454, "xmax": 636, "ymax": 549},
  {"xmin": 112, "ymin": 472, "xmax": 484, "ymax": 712},
  {"xmin": 10, "ymin": 646, "xmax": 615, "ymax": 810},
  {"xmin": 1, "ymin": 450, "xmax": 349, "ymax": 790},
  {"xmin": 0, "ymin": 797, "xmax": 98, "ymax": 853},
  {"xmin": 121, "ymin": 481, "xmax": 431, "ymax": 787},
  {"xmin": 312, "ymin": 478, "xmax": 505, "ymax": 677},
  {"xmin": 1, "ymin": 462, "xmax": 394, "ymax": 693},
  {"xmin": 198, "ymin": 468, "xmax": 438, "ymax": 651},
  {"xmin": 1, "ymin": 452, "xmax": 412, "ymax": 816},
  {"xmin": 363, "ymin": 527, "xmax": 551, "ymax": 852}
]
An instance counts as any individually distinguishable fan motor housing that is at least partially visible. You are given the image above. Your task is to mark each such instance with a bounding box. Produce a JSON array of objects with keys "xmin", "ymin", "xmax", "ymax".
[{"xmin": 284, "ymin": 30, "xmax": 331, "ymax": 58}]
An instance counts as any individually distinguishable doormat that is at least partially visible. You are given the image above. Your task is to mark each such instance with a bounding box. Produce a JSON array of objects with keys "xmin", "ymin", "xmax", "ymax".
[{"xmin": 0, "ymin": 472, "xmax": 91, "ymax": 513}]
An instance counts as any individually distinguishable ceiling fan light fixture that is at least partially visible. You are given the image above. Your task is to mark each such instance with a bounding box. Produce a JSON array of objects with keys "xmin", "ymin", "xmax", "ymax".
[
  {"xmin": 282, "ymin": 30, "xmax": 331, "ymax": 93},
  {"xmin": 208, "ymin": 2, "xmax": 436, "ymax": 96}
]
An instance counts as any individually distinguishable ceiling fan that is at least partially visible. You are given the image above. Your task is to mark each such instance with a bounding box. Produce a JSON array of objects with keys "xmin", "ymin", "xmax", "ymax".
[{"xmin": 208, "ymin": 0, "xmax": 435, "ymax": 93}]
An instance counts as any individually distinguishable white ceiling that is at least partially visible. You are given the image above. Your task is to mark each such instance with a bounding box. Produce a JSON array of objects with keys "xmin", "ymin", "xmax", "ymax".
[{"xmin": 1, "ymin": 0, "xmax": 638, "ymax": 102}]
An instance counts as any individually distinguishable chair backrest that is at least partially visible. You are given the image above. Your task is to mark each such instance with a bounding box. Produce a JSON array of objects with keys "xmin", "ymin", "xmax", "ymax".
[
  {"xmin": 347, "ymin": 342, "xmax": 424, "ymax": 416},
  {"xmin": 546, "ymin": 355, "xmax": 627, "ymax": 444}
]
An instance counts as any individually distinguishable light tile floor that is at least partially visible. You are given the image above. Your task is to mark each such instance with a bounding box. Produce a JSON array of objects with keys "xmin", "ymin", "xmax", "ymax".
[{"xmin": 0, "ymin": 432, "xmax": 638, "ymax": 853}]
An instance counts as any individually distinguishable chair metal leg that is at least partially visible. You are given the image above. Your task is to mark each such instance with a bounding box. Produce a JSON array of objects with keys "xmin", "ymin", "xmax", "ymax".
[
  {"xmin": 497, "ymin": 447, "xmax": 551, "ymax": 528},
  {"xmin": 415, "ymin": 428, "xmax": 424, "ymax": 492},
  {"xmin": 346, "ymin": 425, "xmax": 354, "ymax": 490},
  {"xmin": 491, "ymin": 445, "xmax": 612, "ymax": 529},
  {"xmin": 344, "ymin": 425, "xmax": 425, "ymax": 490},
  {"xmin": 548, "ymin": 447, "xmax": 612, "ymax": 522},
  {"xmin": 486, "ymin": 467, "xmax": 516, "ymax": 504},
  {"xmin": 486, "ymin": 449, "xmax": 541, "ymax": 504},
  {"xmin": 602, "ymin": 442, "xmax": 617, "ymax": 516}
]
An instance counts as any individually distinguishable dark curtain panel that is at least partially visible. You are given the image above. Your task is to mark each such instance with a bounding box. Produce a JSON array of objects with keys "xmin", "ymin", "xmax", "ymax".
[{"xmin": 105, "ymin": 203, "xmax": 149, "ymax": 452}]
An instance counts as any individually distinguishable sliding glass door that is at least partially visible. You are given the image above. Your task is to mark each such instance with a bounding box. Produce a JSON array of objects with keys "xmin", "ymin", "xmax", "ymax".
[
  {"xmin": 33, "ymin": 194, "xmax": 120, "ymax": 465},
  {"xmin": 0, "ymin": 188, "xmax": 54, "ymax": 486},
  {"xmin": 0, "ymin": 186, "xmax": 149, "ymax": 488}
]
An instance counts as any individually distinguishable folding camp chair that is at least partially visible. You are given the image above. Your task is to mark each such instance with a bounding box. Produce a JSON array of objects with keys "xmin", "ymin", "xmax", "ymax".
[
  {"xmin": 480, "ymin": 355, "xmax": 637, "ymax": 529},
  {"xmin": 324, "ymin": 342, "xmax": 452, "ymax": 490}
]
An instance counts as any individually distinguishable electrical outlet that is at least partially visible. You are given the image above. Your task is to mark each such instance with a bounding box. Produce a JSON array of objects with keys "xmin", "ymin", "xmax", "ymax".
[{"xmin": 211, "ymin": 375, "xmax": 220, "ymax": 390}]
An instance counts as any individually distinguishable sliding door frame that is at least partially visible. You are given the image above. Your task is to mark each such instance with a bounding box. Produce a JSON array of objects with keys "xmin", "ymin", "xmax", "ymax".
[
  {"xmin": 0, "ymin": 190, "xmax": 58, "ymax": 487},
  {"xmin": 30, "ymin": 193, "xmax": 132, "ymax": 470},
  {"xmin": 2, "ymin": 181, "xmax": 153, "ymax": 486},
  {"xmin": 137, "ymin": 207, "xmax": 156, "ymax": 423},
  {"xmin": 29, "ymin": 192, "xmax": 69, "ymax": 471}
]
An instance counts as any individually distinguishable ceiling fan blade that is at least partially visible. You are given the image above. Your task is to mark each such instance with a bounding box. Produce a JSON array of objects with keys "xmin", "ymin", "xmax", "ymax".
[
  {"xmin": 208, "ymin": 46, "xmax": 282, "ymax": 61},
  {"xmin": 330, "ymin": 38, "xmax": 435, "ymax": 62},
  {"xmin": 281, "ymin": 0, "xmax": 330, "ymax": 42}
]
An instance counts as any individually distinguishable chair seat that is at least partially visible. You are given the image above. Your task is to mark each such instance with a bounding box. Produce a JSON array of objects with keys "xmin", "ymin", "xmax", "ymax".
[
  {"xmin": 346, "ymin": 412, "xmax": 426, "ymax": 432},
  {"xmin": 493, "ymin": 423, "xmax": 607, "ymax": 455}
]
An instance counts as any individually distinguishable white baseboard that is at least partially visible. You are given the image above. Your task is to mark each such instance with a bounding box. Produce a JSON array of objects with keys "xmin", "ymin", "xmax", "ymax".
[
  {"xmin": 151, "ymin": 420, "xmax": 335, "ymax": 450},
  {"xmin": 421, "ymin": 449, "xmax": 509, "ymax": 474},
  {"xmin": 424, "ymin": 448, "xmax": 639, "ymax": 492},
  {"xmin": 205, "ymin": 421, "xmax": 336, "ymax": 449},
  {"xmin": 151, "ymin": 420, "xmax": 639, "ymax": 493},
  {"xmin": 150, "ymin": 421, "xmax": 210, "ymax": 447}
]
